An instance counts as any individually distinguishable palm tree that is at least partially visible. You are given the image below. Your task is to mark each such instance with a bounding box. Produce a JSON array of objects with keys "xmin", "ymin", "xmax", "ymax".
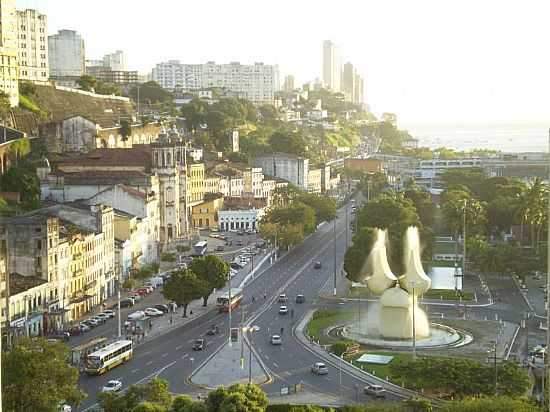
[{"xmin": 517, "ymin": 178, "xmax": 547, "ymax": 252}]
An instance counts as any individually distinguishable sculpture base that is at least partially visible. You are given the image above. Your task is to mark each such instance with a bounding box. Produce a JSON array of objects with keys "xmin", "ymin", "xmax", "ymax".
[{"xmin": 340, "ymin": 322, "xmax": 472, "ymax": 349}]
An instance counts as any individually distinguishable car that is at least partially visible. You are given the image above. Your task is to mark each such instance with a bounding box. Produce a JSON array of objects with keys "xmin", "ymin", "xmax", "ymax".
[
  {"xmin": 231, "ymin": 262, "xmax": 245, "ymax": 270},
  {"xmin": 78, "ymin": 323, "xmax": 91, "ymax": 332},
  {"xmin": 144, "ymin": 307, "xmax": 164, "ymax": 317},
  {"xmin": 102, "ymin": 380, "xmax": 122, "ymax": 393},
  {"xmin": 193, "ymin": 338, "xmax": 206, "ymax": 351},
  {"xmin": 207, "ymin": 325, "xmax": 220, "ymax": 335},
  {"xmin": 128, "ymin": 292, "xmax": 142, "ymax": 301},
  {"xmin": 68, "ymin": 326, "xmax": 83, "ymax": 336},
  {"xmin": 237, "ymin": 230, "xmax": 245, "ymax": 236},
  {"xmin": 278, "ymin": 294, "xmax": 288, "ymax": 303},
  {"xmin": 216, "ymin": 245, "xmax": 225, "ymax": 252},
  {"xmin": 95, "ymin": 313, "xmax": 110, "ymax": 322},
  {"xmin": 364, "ymin": 384, "xmax": 386, "ymax": 398},
  {"xmin": 279, "ymin": 305, "xmax": 288, "ymax": 315},
  {"xmin": 91, "ymin": 315, "xmax": 107, "ymax": 324},
  {"xmin": 85, "ymin": 318, "xmax": 100, "ymax": 327},
  {"xmin": 271, "ymin": 334, "xmax": 282, "ymax": 345},
  {"xmin": 311, "ymin": 362, "xmax": 328, "ymax": 375},
  {"xmin": 314, "ymin": 261, "xmax": 322, "ymax": 269},
  {"xmin": 120, "ymin": 298, "xmax": 135, "ymax": 308},
  {"xmin": 49, "ymin": 331, "xmax": 70, "ymax": 342},
  {"xmin": 296, "ymin": 294, "xmax": 306, "ymax": 304},
  {"xmin": 154, "ymin": 304, "xmax": 170, "ymax": 313},
  {"xmin": 102, "ymin": 310, "xmax": 115, "ymax": 318}
]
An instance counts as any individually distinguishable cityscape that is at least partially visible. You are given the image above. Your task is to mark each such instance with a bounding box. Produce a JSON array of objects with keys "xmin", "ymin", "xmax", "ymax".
[{"xmin": 0, "ymin": 1, "xmax": 548, "ymax": 412}]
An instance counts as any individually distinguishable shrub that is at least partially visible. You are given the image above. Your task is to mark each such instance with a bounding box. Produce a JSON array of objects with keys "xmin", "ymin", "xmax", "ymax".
[
  {"xmin": 161, "ymin": 252, "xmax": 176, "ymax": 262},
  {"xmin": 176, "ymin": 245, "xmax": 190, "ymax": 253}
]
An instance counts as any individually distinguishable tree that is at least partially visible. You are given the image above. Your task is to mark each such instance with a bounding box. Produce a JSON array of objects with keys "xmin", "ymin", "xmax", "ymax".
[
  {"xmin": 2, "ymin": 337, "xmax": 86, "ymax": 411},
  {"xmin": 129, "ymin": 81, "xmax": 171, "ymax": 105},
  {"xmin": 171, "ymin": 395, "xmax": 206, "ymax": 412},
  {"xmin": 99, "ymin": 378, "xmax": 172, "ymax": 412},
  {"xmin": 277, "ymin": 223, "xmax": 304, "ymax": 249},
  {"xmin": 120, "ymin": 119, "xmax": 132, "ymax": 140},
  {"xmin": 132, "ymin": 402, "xmax": 167, "ymax": 412},
  {"xmin": 258, "ymin": 104, "xmax": 280, "ymax": 123},
  {"xmin": 213, "ymin": 384, "xmax": 268, "ymax": 412},
  {"xmin": 440, "ymin": 168, "xmax": 485, "ymax": 195},
  {"xmin": 188, "ymin": 255, "xmax": 229, "ymax": 306},
  {"xmin": 0, "ymin": 160, "xmax": 40, "ymax": 206},
  {"xmin": 0, "ymin": 91, "xmax": 11, "ymax": 122},
  {"xmin": 77, "ymin": 75, "xmax": 97, "ymax": 91},
  {"xmin": 265, "ymin": 201, "xmax": 316, "ymax": 235},
  {"xmin": 403, "ymin": 184, "xmax": 436, "ymax": 227},
  {"xmin": 344, "ymin": 227, "xmax": 376, "ymax": 282},
  {"xmin": 296, "ymin": 193, "xmax": 336, "ymax": 224},
  {"xmin": 162, "ymin": 269, "xmax": 206, "ymax": 317},
  {"xmin": 441, "ymin": 396, "xmax": 542, "ymax": 412},
  {"xmin": 268, "ymin": 130, "xmax": 306, "ymax": 156}
]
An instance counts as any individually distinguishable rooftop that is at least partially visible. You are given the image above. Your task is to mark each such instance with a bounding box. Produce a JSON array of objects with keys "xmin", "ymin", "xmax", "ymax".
[
  {"xmin": 56, "ymin": 147, "xmax": 152, "ymax": 171},
  {"xmin": 9, "ymin": 273, "xmax": 47, "ymax": 296},
  {"xmin": 51, "ymin": 170, "xmax": 151, "ymax": 186}
]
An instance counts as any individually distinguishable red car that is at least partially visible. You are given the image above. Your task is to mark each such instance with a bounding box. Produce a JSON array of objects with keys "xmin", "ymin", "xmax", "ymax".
[{"xmin": 136, "ymin": 287, "xmax": 150, "ymax": 296}]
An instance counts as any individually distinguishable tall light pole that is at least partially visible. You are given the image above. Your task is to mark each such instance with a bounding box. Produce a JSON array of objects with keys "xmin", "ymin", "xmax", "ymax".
[
  {"xmin": 411, "ymin": 281, "xmax": 416, "ymax": 360},
  {"xmin": 333, "ymin": 215, "xmax": 337, "ymax": 296},
  {"xmin": 546, "ymin": 127, "xmax": 550, "ymax": 411},
  {"xmin": 228, "ymin": 271, "xmax": 233, "ymax": 346},
  {"xmin": 243, "ymin": 325, "xmax": 259, "ymax": 383},
  {"xmin": 462, "ymin": 199, "xmax": 467, "ymax": 277},
  {"xmin": 117, "ymin": 276, "xmax": 121, "ymax": 338}
]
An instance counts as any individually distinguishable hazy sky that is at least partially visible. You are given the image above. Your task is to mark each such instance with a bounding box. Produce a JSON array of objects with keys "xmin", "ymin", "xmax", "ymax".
[{"xmin": 22, "ymin": 0, "xmax": 550, "ymax": 124}]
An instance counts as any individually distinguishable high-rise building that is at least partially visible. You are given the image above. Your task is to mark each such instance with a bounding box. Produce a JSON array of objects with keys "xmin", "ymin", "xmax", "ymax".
[
  {"xmin": 0, "ymin": 0, "xmax": 19, "ymax": 106},
  {"xmin": 103, "ymin": 50, "xmax": 126, "ymax": 71},
  {"xmin": 322, "ymin": 40, "xmax": 341, "ymax": 92},
  {"xmin": 152, "ymin": 61, "xmax": 280, "ymax": 103},
  {"xmin": 48, "ymin": 29, "xmax": 85, "ymax": 79},
  {"xmin": 17, "ymin": 8, "xmax": 48, "ymax": 84},
  {"xmin": 342, "ymin": 62, "xmax": 364, "ymax": 105},
  {"xmin": 282, "ymin": 74, "xmax": 295, "ymax": 92}
]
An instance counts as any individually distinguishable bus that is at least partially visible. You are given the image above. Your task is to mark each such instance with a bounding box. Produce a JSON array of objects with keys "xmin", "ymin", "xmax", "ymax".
[
  {"xmin": 193, "ymin": 241, "xmax": 208, "ymax": 257},
  {"xmin": 71, "ymin": 336, "xmax": 108, "ymax": 366},
  {"xmin": 85, "ymin": 340, "xmax": 133, "ymax": 375},
  {"xmin": 217, "ymin": 288, "xmax": 243, "ymax": 312}
]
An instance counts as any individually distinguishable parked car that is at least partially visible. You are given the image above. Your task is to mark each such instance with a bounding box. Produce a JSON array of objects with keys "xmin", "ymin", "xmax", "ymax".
[
  {"xmin": 127, "ymin": 311, "xmax": 146, "ymax": 321},
  {"xmin": 364, "ymin": 384, "xmax": 386, "ymax": 398},
  {"xmin": 271, "ymin": 334, "xmax": 282, "ymax": 345},
  {"xmin": 69, "ymin": 326, "xmax": 83, "ymax": 336},
  {"xmin": 144, "ymin": 307, "xmax": 164, "ymax": 317},
  {"xmin": 230, "ymin": 262, "xmax": 245, "ymax": 270},
  {"xmin": 91, "ymin": 315, "xmax": 107, "ymax": 324},
  {"xmin": 193, "ymin": 338, "xmax": 205, "ymax": 351},
  {"xmin": 102, "ymin": 310, "xmax": 115, "ymax": 318},
  {"xmin": 95, "ymin": 313, "xmax": 110, "ymax": 322},
  {"xmin": 154, "ymin": 304, "xmax": 170, "ymax": 313},
  {"xmin": 120, "ymin": 298, "xmax": 135, "ymax": 308},
  {"xmin": 314, "ymin": 261, "xmax": 322, "ymax": 269},
  {"xmin": 279, "ymin": 305, "xmax": 288, "ymax": 315},
  {"xmin": 128, "ymin": 293, "xmax": 142, "ymax": 301},
  {"xmin": 216, "ymin": 245, "xmax": 225, "ymax": 252},
  {"xmin": 78, "ymin": 323, "xmax": 91, "ymax": 332},
  {"xmin": 296, "ymin": 294, "xmax": 306, "ymax": 304},
  {"xmin": 102, "ymin": 380, "xmax": 122, "ymax": 392},
  {"xmin": 311, "ymin": 362, "xmax": 328, "ymax": 375}
]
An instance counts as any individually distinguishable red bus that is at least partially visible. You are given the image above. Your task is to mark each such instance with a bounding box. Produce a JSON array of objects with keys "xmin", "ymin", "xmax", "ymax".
[{"xmin": 217, "ymin": 288, "xmax": 243, "ymax": 312}]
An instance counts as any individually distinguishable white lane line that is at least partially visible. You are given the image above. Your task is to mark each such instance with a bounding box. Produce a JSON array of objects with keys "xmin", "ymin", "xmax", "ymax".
[
  {"xmin": 181, "ymin": 354, "xmax": 189, "ymax": 360},
  {"xmin": 273, "ymin": 362, "xmax": 279, "ymax": 368},
  {"xmin": 146, "ymin": 360, "xmax": 153, "ymax": 366},
  {"xmin": 131, "ymin": 369, "xmax": 139, "ymax": 374},
  {"xmin": 176, "ymin": 345, "xmax": 183, "ymax": 350},
  {"xmin": 264, "ymin": 355, "xmax": 270, "ymax": 360},
  {"xmin": 161, "ymin": 353, "xmax": 168, "ymax": 358},
  {"xmin": 142, "ymin": 350, "xmax": 152, "ymax": 356}
]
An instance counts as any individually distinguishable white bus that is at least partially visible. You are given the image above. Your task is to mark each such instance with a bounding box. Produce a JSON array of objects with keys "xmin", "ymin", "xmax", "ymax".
[
  {"xmin": 216, "ymin": 288, "xmax": 243, "ymax": 312},
  {"xmin": 193, "ymin": 241, "xmax": 208, "ymax": 256},
  {"xmin": 85, "ymin": 340, "xmax": 133, "ymax": 375}
]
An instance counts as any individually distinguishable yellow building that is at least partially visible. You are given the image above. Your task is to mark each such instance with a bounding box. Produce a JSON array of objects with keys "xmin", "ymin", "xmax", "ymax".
[
  {"xmin": 187, "ymin": 162, "xmax": 205, "ymax": 204},
  {"xmin": 191, "ymin": 194, "xmax": 223, "ymax": 229}
]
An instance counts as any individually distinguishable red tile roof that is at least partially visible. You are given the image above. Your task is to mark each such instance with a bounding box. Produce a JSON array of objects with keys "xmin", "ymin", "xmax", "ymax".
[{"xmin": 57, "ymin": 147, "xmax": 152, "ymax": 170}]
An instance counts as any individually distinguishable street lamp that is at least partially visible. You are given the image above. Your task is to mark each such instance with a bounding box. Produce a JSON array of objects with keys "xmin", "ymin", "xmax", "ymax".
[
  {"xmin": 411, "ymin": 281, "xmax": 416, "ymax": 360},
  {"xmin": 462, "ymin": 199, "xmax": 467, "ymax": 278},
  {"xmin": 243, "ymin": 325, "xmax": 260, "ymax": 383},
  {"xmin": 333, "ymin": 214, "xmax": 337, "ymax": 296}
]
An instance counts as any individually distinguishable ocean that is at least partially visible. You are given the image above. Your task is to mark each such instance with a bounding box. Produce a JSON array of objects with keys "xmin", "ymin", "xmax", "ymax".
[{"xmin": 400, "ymin": 122, "xmax": 549, "ymax": 153}]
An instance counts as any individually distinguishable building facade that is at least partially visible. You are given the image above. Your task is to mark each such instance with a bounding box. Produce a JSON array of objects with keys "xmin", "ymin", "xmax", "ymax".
[
  {"xmin": 253, "ymin": 153, "xmax": 309, "ymax": 191},
  {"xmin": 152, "ymin": 61, "xmax": 280, "ymax": 103},
  {"xmin": 103, "ymin": 50, "xmax": 126, "ymax": 71},
  {"xmin": 17, "ymin": 8, "xmax": 48, "ymax": 84},
  {"xmin": 322, "ymin": 40, "xmax": 341, "ymax": 92},
  {"xmin": 191, "ymin": 195, "xmax": 223, "ymax": 229},
  {"xmin": 48, "ymin": 29, "xmax": 85, "ymax": 79},
  {"xmin": 0, "ymin": 0, "xmax": 18, "ymax": 106}
]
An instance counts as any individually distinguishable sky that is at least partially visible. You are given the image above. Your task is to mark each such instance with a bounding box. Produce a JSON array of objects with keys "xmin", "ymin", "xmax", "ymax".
[{"xmin": 20, "ymin": 0, "xmax": 550, "ymax": 124}]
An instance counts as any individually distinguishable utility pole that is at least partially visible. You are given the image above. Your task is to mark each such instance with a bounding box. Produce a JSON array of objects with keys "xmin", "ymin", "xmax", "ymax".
[
  {"xmin": 228, "ymin": 271, "xmax": 232, "ymax": 346},
  {"xmin": 240, "ymin": 309, "xmax": 245, "ymax": 369},
  {"xmin": 462, "ymin": 199, "xmax": 467, "ymax": 277},
  {"xmin": 412, "ymin": 281, "xmax": 416, "ymax": 360},
  {"xmin": 345, "ymin": 203, "xmax": 349, "ymax": 248},
  {"xmin": 137, "ymin": 85, "xmax": 140, "ymax": 121},
  {"xmin": 333, "ymin": 215, "xmax": 337, "ymax": 296},
  {"xmin": 546, "ymin": 127, "xmax": 550, "ymax": 411},
  {"xmin": 117, "ymin": 277, "xmax": 121, "ymax": 338}
]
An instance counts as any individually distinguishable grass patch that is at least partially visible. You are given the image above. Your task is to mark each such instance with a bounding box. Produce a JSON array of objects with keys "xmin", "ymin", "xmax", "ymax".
[
  {"xmin": 19, "ymin": 93, "xmax": 48, "ymax": 118},
  {"xmin": 349, "ymin": 350, "xmax": 413, "ymax": 382},
  {"xmin": 423, "ymin": 289, "xmax": 474, "ymax": 301},
  {"xmin": 306, "ymin": 309, "xmax": 354, "ymax": 344}
]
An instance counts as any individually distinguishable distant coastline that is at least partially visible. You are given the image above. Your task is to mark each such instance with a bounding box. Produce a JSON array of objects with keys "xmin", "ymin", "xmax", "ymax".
[{"xmin": 399, "ymin": 122, "xmax": 548, "ymax": 153}]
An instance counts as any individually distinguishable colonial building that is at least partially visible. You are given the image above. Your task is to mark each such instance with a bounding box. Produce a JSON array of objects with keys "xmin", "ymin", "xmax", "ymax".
[
  {"xmin": 191, "ymin": 194, "xmax": 223, "ymax": 229},
  {"xmin": 218, "ymin": 197, "xmax": 267, "ymax": 232}
]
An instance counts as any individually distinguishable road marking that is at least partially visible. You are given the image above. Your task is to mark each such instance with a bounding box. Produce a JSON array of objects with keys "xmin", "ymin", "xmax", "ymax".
[
  {"xmin": 273, "ymin": 362, "xmax": 279, "ymax": 368},
  {"xmin": 146, "ymin": 360, "xmax": 153, "ymax": 366},
  {"xmin": 264, "ymin": 355, "xmax": 270, "ymax": 360},
  {"xmin": 176, "ymin": 345, "xmax": 183, "ymax": 350},
  {"xmin": 142, "ymin": 350, "xmax": 152, "ymax": 356},
  {"xmin": 131, "ymin": 369, "xmax": 139, "ymax": 373},
  {"xmin": 181, "ymin": 354, "xmax": 189, "ymax": 359},
  {"xmin": 161, "ymin": 353, "xmax": 168, "ymax": 358}
]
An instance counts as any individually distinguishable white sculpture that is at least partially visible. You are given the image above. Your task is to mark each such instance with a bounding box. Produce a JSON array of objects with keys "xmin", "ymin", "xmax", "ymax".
[{"xmin": 365, "ymin": 227, "xmax": 431, "ymax": 340}]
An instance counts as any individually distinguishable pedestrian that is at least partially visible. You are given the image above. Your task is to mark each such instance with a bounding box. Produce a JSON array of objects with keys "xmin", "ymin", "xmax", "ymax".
[
  {"xmin": 263, "ymin": 292, "xmax": 267, "ymax": 300},
  {"xmin": 252, "ymin": 296, "xmax": 256, "ymax": 303},
  {"xmin": 280, "ymin": 327, "xmax": 284, "ymax": 335},
  {"xmin": 149, "ymin": 319, "xmax": 152, "ymax": 330},
  {"xmin": 170, "ymin": 315, "xmax": 173, "ymax": 324},
  {"xmin": 190, "ymin": 310, "xmax": 193, "ymax": 315}
]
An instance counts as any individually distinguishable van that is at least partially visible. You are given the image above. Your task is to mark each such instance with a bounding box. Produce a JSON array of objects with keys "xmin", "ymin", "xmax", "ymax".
[
  {"xmin": 148, "ymin": 276, "xmax": 164, "ymax": 288},
  {"xmin": 127, "ymin": 311, "xmax": 146, "ymax": 321}
]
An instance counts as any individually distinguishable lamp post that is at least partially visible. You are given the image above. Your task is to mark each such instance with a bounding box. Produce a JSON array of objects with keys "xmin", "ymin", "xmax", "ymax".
[
  {"xmin": 462, "ymin": 199, "xmax": 467, "ymax": 277},
  {"xmin": 228, "ymin": 271, "xmax": 233, "ymax": 346},
  {"xmin": 243, "ymin": 325, "xmax": 260, "ymax": 383},
  {"xmin": 546, "ymin": 127, "xmax": 550, "ymax": 412},
  {"xmin": 411, "ymin": 281, "xmax": 416, "ymax": 360},
  {"xmin": 333, "ymin": 214, "xmax": 337, "ymax": 296}
]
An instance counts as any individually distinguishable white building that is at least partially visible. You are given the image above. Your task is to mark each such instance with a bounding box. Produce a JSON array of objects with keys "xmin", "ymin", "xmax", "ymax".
[
  {"xmin": 253, "ymin": 153, "xmax": 309, "ymax": 191},
  {"xmin": 218, "ymin": 207, "xmax": 265, "ymax": 232},
  {"xmin": 152, "ymin": 61, "xmax": 280, "ymax": 103},
  {"xmin": 17, "ymin": 8, "xmax": 48, "ymax": 84},
  {"xmin": 0, "ymin": 0, "xmax": 18, "ymax": 106},
  {"xmin": 103, "ymin": 50, "xmax": 126, "ymax": 71},
  {"xmin": 323, "ymin": 40, "xmax": 341, "ymax": 92},
  {"xmin": 48, "ymin": 29, "xmax": 85, "ymax": 78}
]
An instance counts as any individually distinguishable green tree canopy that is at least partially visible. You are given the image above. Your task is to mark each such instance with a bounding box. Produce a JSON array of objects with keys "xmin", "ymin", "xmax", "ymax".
[
  {"xmin": 441, "ymin": 396, "xmax": 542, "ymax": 412},
  {"xmin": 130, "ymin": 81, "xmax": 171, "ymax": 104},
  {"xmin": 2, "ymin": 337, "xmax": 85, "ymax": 411},
  {"xmin": 268, "ymin": 130, "xmax": 306, "ymax": 156},
  {"xmin": 296, "ymin": 193, "xmax": 336, "ymax": 224},
  {"xmin": 162, "ymin": 269, "xmax": 207, "ymax": 317},
  {"xmin": 188, "ymin": 255, "xmax": 229, "ymax": 306}
]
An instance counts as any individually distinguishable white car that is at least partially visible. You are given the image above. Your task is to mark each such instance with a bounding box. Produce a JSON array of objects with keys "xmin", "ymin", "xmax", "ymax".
[
  {"xmin": 102, "ymin": 380, "xmax": 122, "ymax": 392},
  {"xmin": 102, "ymin": 310, "xmax": 115, "ymax": 318},
  {"xmin": 279, "ymin": 305, "xmax": 288, "ymax": 315},
  {"xmin": 271, "ymin": 334, "xmax": 282, "ymax": 345},
  {"xmin": 144, "ymin": 307, "xmax": 163, "ymax": 317},
  {"xmin": 364, "ymin": 384, "xmax": 386, "ymax": 398}
]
